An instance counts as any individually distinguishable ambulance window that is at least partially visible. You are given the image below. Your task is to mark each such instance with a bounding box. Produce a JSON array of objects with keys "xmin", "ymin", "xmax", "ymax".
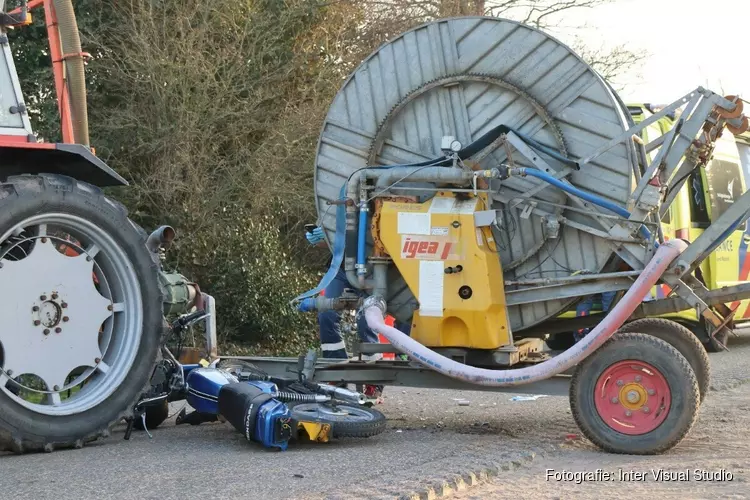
[
  {"xmin": 661, "ymin": 205, "xmax": 671, "ymax": 225},
  {"xmin": 688, "ymin": 171, "xmax": 710, "ymax": 228},
  {"xmin": 705, "ymin": 159, "xmax": 746, "ymax": 231}
]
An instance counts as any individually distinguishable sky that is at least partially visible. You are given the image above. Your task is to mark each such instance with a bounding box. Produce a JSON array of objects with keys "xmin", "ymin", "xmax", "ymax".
[{"xmin": 550, "ymin": 0, "xmax": 749, "ymax": 104}]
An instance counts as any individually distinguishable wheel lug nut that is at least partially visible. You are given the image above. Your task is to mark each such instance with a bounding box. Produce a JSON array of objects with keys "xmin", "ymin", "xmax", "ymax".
[
  {"xmin": 107, "ymin": 304, "xmax": 113, "ymax": 311},
  {"xmin": 40, "ymin": 295, "xmax": 47, "ymax": 301},
  {"xmin": 611, "ymin": 397, "xmax": 618, "ymax": 404},
  {"xmin": 32, "ymin": 306, "xmax": 39, "ymax": 312},
  {"xmin": 643, "ymin": 406, "xmax": 650, "ymax": 414},
  {"xmin": 61, "ymin": 302, "xmax": 67, "ymax": 308},
  {"xmin": 86, "ymin": 256, "xmax": 92, "ymax": 262},
  {"xmin": 6, "ymin": 370, "xmax": 12, "ymax": 376},
  {"xmin": 635, "ymin": 375, "xmax": 642, "ymax": 382},
  {"xmin": 43, "ymin": 329, "xmax": 50, "ymax": 335},
  {"xmin": 95, "ymin": 358, "xmax": 101, "ymax": 364},
  {"xmin": 625, "ymin": 410, "xmax": 632, "ymax": 417},
  {"xmin": 33, "ymin": 320, "xmax": 41, "ymax": 326},
  {"xmin": 63, "ymin": 316, "xmax": 69, "ymax": 322},
  {"xmin": 51, "ymin": 293, "xmax": 58, "ymax": 300},
  {"xmin": 41, "ymin": 237, "xmax": 47, "ymax": 243},
  {"xmin": 648, "ymin": 389, "xmax": 655, "ymax": 396},
  {"xmin": 616, "ymin": 380, "xmax": 624, "ymax": 386},
  {"xmin": 55, "ymin": 327, "xmax": 62, "ymax": 333},
  {"xmin": 53, "ymin": 385, "xmax": 59, "ymax": 391}
]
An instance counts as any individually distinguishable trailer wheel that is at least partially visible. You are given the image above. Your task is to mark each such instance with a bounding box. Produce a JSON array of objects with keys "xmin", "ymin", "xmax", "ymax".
[
  {"xmin": 545, "ymin": 332, "xmax": 576, "ymax": 351},
  {"xmin": 570, "ymin": 333, "xmax": 700, "ymax": 455},
  {"xmin": 617, "ymin": 318, "xmax": 710, "ymax": 402},
  {"xmin": 289, "ymin": 402, "xmax": 386, "ymax": 438},
  {"xmin": 0, "ymin": 174, "xmax": 163, "ymax": 453}
]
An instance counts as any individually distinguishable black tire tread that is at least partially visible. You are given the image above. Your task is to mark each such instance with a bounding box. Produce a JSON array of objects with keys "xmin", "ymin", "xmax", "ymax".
[
  {"xmin": 618, "ymin": 318, "xmax": 710, "ymax": 402},
  {"xmin": 290, "ymin": 403, "xmax": 387, "ymax": 438},
  {"xmin": 569, "ymin": 332, "xmax": 700, "ymax": 455},
  {"xmin": 0, "ymin": 174, "xmax": 164, "ymax": 453},
  {"xmin": 545, "ymin": 331, "xmax": 575, "ymax": 351}
]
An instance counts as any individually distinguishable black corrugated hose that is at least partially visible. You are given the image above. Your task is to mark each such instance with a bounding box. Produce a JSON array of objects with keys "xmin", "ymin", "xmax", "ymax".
[{"xmin": 53, "ymin": 0, "xmax": 89, "ymax": 146}]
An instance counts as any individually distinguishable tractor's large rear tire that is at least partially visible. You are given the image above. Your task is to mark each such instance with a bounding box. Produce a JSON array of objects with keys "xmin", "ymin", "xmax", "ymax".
[
  {"xmin": 0, "ymin": 174, "xmax": 163, "ymax": 453},
  {"xmin": 570, "ymin": 333, "xmax": 700, "ymax": 455},
  {"xmin": 618, "ymin": 318, "xmax": 710, "ymax": 403}
]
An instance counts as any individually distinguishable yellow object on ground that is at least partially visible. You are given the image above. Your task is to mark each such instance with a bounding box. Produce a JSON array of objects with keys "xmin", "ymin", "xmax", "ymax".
[{"xmin": 298, "ymin": 421, "xmax": 331, "ymax": 443}]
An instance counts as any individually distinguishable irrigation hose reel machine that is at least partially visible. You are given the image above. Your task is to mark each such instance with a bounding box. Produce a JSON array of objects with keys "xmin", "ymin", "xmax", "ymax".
[{"xmin": 289, "ymin": 16, "xmax": 750, "ymax": 455}]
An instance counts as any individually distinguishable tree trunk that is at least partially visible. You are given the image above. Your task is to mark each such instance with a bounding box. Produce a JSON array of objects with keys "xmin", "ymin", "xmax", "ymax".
[{"xmin": 439, "ymin": 0, "xmax": 485, "ymax": 16}]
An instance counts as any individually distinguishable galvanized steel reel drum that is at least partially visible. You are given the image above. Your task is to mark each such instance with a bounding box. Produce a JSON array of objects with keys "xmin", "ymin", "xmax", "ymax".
[{"xmin": 313, "ymin": 17, "xmax": 638, "ymax": 332}]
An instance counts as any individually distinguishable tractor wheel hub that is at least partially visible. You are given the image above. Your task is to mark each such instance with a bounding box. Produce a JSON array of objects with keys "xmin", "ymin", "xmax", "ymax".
[{"xmin": 0, "ymin": 238, "xmax": 112, "ymax": 396}]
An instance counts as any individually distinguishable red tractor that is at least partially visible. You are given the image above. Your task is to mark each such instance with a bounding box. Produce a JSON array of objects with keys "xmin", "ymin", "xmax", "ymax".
[{"xmin": 0, "ymin": 1, "xmax": 168, "ymax": 452}]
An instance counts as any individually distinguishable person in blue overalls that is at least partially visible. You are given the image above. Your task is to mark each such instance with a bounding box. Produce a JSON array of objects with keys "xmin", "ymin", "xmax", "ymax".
[{"xmin": 305, "ymin": 225, "xmax": 411, "ymax": 400}]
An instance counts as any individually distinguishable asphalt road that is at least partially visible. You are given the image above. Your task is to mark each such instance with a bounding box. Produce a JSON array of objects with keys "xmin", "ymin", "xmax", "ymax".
[{"xmin": 3, "ymin": 333, "xmax": 750, "ymax": 500}]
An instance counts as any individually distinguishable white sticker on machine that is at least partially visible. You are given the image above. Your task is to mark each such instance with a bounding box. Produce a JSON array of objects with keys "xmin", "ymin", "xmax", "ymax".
[
  {"xmin": 428, "ymin": 197, "xmax": 456, "ymax": 214},
  {"xmin": 431, "ymin": 226, "xmax": 449, "ymax": 236},
  {"xmin": 476, "ymin": 228, "xmax": 484, "ymax": 247},
  {"xmin": 418, "ymin": 260, "xmax": 444, "ymax": 317},
  {"xmin": 397, "ymin": 212, "xmax": 431, "ymax": 235}
]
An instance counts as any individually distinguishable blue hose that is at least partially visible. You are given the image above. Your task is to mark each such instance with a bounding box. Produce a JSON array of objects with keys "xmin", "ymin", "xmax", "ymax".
[
  {"xmin": 291, "ymin": 159, "xmax": 444, "ymax": 306},
  {"xmin": 520, "ymin": 168, "xmax": 654, "ymax": 244},
  {"xmin": 357, "ymin": 204, "xmax": 368, "ymax": 277}
]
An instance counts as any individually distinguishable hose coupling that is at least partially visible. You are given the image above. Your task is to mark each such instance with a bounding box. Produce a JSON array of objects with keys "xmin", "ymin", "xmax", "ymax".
[{"xmin": 362, "ymin": 295, "xmax": 387, "ymax": 315}]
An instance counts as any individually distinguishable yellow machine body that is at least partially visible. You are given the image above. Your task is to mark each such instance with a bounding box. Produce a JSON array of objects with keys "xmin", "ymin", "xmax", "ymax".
[{"xmin": 377, "ymin": 192, "xmax": 512, "ymax": 349}]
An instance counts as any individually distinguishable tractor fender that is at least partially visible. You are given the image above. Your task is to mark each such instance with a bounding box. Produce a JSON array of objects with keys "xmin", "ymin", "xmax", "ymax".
[{"xmin": 0, "ymin": 142, "xmax": 127, "ymax": 187}]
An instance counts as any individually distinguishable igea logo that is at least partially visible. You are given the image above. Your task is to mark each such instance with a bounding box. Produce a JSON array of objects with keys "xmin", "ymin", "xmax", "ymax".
[{"xmin": 401, "ymin": 236, "xmax": 458, "ymax": 260}]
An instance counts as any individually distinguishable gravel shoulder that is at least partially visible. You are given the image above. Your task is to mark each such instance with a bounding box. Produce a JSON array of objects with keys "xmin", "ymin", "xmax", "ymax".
[{"xmin": 452, "ymin": 384, "xmax": 750, "ymax": 500}]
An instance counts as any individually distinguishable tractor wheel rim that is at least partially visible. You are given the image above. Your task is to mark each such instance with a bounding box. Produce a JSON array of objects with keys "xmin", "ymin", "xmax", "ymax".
[
  {"xmin": 594, "ymin": 360, "xmax": 671, "ymax": 435},
  {"xmin": 0, "ymin": 213, "xmax": 143, "ymax": 416}
]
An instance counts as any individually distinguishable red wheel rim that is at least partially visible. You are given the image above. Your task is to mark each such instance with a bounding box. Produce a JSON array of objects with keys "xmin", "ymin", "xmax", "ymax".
[{"xmin": 593, "ymin": 360, "xmax": 671, "ymax": 435}]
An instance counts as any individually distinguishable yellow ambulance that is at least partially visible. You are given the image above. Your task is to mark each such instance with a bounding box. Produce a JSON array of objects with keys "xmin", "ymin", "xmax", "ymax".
[{"xmin": 550, "ymin": 104, "xmax": 750, "ymax": 351}]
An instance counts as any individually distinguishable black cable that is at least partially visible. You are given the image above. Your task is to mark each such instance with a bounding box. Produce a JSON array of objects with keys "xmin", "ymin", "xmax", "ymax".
[
  {"xmin": 515, "ymin": 235, "xmax": 563, "ymax": 279},
  {"xmin": 665, "ymin": 168, "xmax": 696, "ymax": 199}
]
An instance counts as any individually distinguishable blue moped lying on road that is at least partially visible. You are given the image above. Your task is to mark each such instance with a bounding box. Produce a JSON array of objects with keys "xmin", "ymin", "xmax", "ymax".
[{"xmin": 127, "ymin": 311, "xmax": 386, "ymax": 450}]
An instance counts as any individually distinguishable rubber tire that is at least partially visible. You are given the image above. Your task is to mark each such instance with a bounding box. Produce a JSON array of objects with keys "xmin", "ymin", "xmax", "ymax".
[
  {"xmin": 545, "ymin": 332, "xmax": 576, "ymax": 351},
  {"xmin": 133, "ymin": 400, "xmax": 170, "ymax": 431},
  {"xmin": 618, "ymin": 318, "xmax": 710, "ymax": 403},
  {"xmin": 289, "ymin": 403, "xmax": 387, "ymax": 438},
  {"xmin": 570, "ymin": 332, "xmax": 700, "ymax": 455},
  {"xmin": 0, "ymin": 174, "xmax": 164, "ymax": 453}
]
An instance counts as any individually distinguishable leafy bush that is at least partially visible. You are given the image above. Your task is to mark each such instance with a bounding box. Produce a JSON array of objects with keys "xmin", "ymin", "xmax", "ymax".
[{"xmin": 183, "ymin": 210, "xmax": 319, "ymax": 353}]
